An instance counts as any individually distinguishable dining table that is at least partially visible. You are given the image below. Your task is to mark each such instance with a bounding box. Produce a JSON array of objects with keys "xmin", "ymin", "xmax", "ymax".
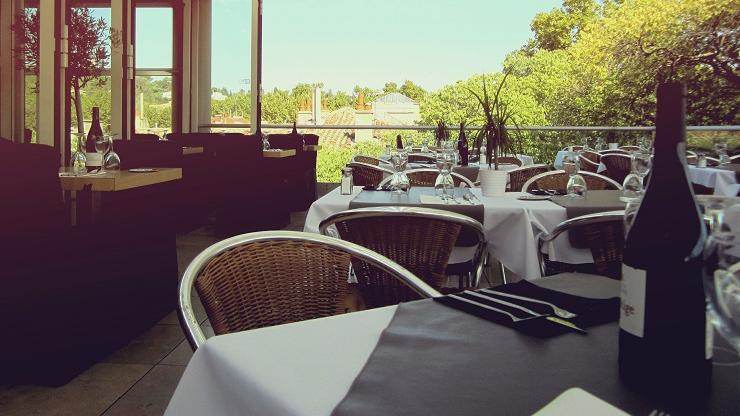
[
  {"xmin": 688, "ymin": 165, "xmax": 740, "ymax": 196},
  {"xmin": 59, "ymin": 167, "xmax": 182, "ymax": 225},
  {"xmin": 164, "ymin": 273, "xmax": 739, "ymax": 416},
  {"xmin": 304, "ymin": 186, "xmax": 617, "ymax": 280}
]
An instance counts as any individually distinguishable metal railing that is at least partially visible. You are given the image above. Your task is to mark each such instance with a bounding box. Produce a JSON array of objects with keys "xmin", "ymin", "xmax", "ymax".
[{"xmin": 200, "ymin": 123, "xmax": 740, "ymax": 132}]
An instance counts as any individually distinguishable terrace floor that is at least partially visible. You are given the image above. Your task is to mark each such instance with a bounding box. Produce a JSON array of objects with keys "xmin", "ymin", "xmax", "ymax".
[{"xmin": 0, "ymin": 184, "xmax": 503, "ymax": 416}]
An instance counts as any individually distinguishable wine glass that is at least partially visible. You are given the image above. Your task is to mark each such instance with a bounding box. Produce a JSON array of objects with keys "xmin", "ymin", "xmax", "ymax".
[
  {"xmin": 563, "ymin": 152, "xmax": 587, "ymax": 198},
  {"xmin": 639, "ymin": 135, "xmax": 653, "ymax": 153},
  {"xmin": 421, "ymin": 139, "xmax": 430, "ymax": 153},
  {"xmin": 632, "ymin": 151, "xmax": 651, "ymax": 191},
  {"xmin": 389, "ymin": 150, "xmax": 410, "ymax": 194},
  {"xmin": 703, "ymin": 203, "xmax": 740, "ymax": 352},
  {"xmin": 70, "ymin": 132, "xmax": 87, "ymax": 175},
  {"xmin": 434, "ymin": 150, "xmax": 454, "ymax": 200},
  {"xmin": 715, "ymin": 142, "xmax": 730, "ymax": 166},
  {"xmin": 621, "ymin": 173, "xmax": 642, "ymax": 202},
  {"xmin": 103, "ymin": 135, "xmax": 121, "ymax": 171},
  {"xmin": 94, "ymin": 134, "xmax": 111, "ymax": 171},
  {"xmin": 262, "ymin": 132, "xmax": 271, "ymax": 150}
]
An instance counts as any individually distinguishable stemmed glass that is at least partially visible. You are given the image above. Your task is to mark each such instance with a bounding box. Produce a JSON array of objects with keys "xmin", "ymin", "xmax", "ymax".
[
  {"xmin": 563, "ymin": 152, "xmax": 587, "ymax": 198},
  {"xmin": 703, "ymin": 203, "xmax": 740, "ymax": 354},
  {"xmin": 70, "ymin": 132, "xmax": 87, "ymax": 175},
  {"xmin": 434, "ymin": 149, "xmax": 455, "ymax": 200},
  {"xmin": 633, "ymin": 151, "xmax": 651, "ymax": 189},
  {"xmin": 262, "ymin": 132, "xmax": 271, "ymax": 150},
  {"xmin": 421, "ymin": 139, "xmax": 430, "ymax": 153},
  {"xmin": 103, "ymin": 135, "xmax": 121, "ymax": 171},
  {"xmin": 715, "ymin": 142, "xmax": 730, "ymax": 166},
  {"xmin": 389, "ymin": 150, "xmax": 410, "ymax": 194}
]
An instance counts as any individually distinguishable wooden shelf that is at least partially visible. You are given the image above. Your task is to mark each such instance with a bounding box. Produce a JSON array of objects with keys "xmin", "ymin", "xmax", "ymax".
[
  {"xmin": 263, "ymin": 149, "xmax": 296, "ymax": 158},
  {"xmin": 59, "ymin": 168, "xmax": 182, "ymax": 192}
]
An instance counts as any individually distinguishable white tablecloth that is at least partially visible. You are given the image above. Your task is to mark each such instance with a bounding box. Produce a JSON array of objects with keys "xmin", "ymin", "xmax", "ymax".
[
  {"xmin": 165, "ymin": 306, "xmax": 397, "ymax": 416},
  {"xmin": 304, "ymin": 187, "xmax": 592, "ymax": 279},
  {"xmin": 688, "ymin": 166, "xmax": 739, "ymax": 196}
]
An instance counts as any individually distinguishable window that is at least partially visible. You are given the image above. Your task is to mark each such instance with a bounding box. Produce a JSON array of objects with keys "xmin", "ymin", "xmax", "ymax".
[
  {"xmin": 209, "ymin": 0, "xmax": 251, "ymax": 132},
  {"xmin": 134, "ymin": 7, "xmax": 173, "ymax": 136}
]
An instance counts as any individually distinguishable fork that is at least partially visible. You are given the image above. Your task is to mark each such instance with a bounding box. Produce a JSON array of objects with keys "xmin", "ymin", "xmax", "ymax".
[{"xmin": 480, "ymin": 288, "xmax": 577, "ymax": 319}]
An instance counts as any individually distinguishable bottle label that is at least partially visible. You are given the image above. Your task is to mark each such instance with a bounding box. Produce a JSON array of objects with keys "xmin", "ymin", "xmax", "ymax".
[
  {"xmin": 85, "ymin": 152, "xmax": 102, "ymax": 167},
  {"xmin": 620, "ymin": 264, "xmax": 647, "ymax": 337}
]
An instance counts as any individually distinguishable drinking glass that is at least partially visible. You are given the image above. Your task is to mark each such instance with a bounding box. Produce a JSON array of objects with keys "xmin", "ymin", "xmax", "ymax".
[
  {"xmin": 703, "ymin": 203, "xmax": 740, "ymax": 351},
  {"xmin": 621, "ymin": 173, "xmax": 642, "ymax": 202},
  {"xmin": 581, "ymin": 137, "xmax": 591, "ymax": 151},
  {"xmin": 262, "ymin": 133, "xmax": 271, "ymax": 150},
  {"xmin": 639, "ymin": 135, "xmax": 653, "ymax": 153},
  {"xmin": 632, "ymin": 151, "xmax": 651, "ymax": 191},
  {"xmin": 715, "ymin": 142, "xmax": 730, "ymax": 166},
  {"xmin": 697, "ymin": 153, "xmax": 708, "ymax": 168},
  {"xmin": 595, "ymin": 138, "xmax": 607, "ymax": 151},
  {"xmin": 434, "ymin": 150, "xmax": 455, "ymax": 200},
  {"xmin": 623, "ymin": 196, "xmax": 641, "ymax": 236},
  {"xmin": 389, "ymin": 150, "xmax": 410, "ymax": 194},
  {"xmin": 383, "ymin": 144, "xmax": 391, "ymax": 157},
  {"xmin": 421, "ymin": 139, "xmax": 429, "ymax": 153},
  {"xmin": 563, "ymin": 152, "xmax": 587, "ymax": 198},
  {"xmin": 70, "ymin": 132, "xmax": 87, "ymax": 175},
  {"xmin": 94, "ymin": 134, "xmax": 111, "ymax": 171},
  {"xmin": 103, "ymin": 135, "xmax": 121, "ymax": 171}
]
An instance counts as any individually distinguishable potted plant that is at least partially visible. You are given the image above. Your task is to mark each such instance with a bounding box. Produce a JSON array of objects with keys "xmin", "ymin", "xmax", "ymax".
[
  {"xmin": 434, "ymin": 120, "xmax": 450, "ymax": 148},
  {"xmin": 467, "ymin": 73, "xmax": 517, "ymax": 196},
  {"xmin": 606, "ymin": 131, "xmax": 619, "ymax": 149}
]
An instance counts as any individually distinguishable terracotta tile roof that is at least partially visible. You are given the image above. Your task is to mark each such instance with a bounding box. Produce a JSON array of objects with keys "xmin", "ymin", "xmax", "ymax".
[{"xmin": 305, "ymin": 107, "xmax": 355, "ymax": 147}]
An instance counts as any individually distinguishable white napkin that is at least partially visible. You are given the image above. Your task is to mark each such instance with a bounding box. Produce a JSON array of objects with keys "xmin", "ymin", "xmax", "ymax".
[{"xmin": 533, "ymin": 388, "xmax": 629, "ymax": 416}]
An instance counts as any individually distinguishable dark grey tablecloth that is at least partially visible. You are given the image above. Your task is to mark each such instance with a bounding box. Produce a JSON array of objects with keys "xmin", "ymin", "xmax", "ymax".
[
  {"xmin": 349, "ymin": 187, "xmax": 485, "ymax": 224},
  {"xmin": 332, "ymin": 274, "xmax": 739, "ymax": 416},
  {"xmin": 550, "ymin": 190, "xmax": 626, "ymax": 219}
]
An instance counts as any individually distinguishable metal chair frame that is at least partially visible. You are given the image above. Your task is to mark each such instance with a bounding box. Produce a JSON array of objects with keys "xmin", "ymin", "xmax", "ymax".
[
  {"xmin": 536, "ymin": 210, "xmax": 625, "ymax": 277},
  {"xmin": 318, "ymin": 206, "xmax": 489, "ymax": 289},
  {"xmin": 521, "ymin": 170, "xmax": 622, "ymax": 192},
  {"xmin": 178, "ymin": 230, "xmax": 440, "ymax": 350},
  {"xmin": 378, "ymin": 168, "xmax": 476, "ymax": 189}
]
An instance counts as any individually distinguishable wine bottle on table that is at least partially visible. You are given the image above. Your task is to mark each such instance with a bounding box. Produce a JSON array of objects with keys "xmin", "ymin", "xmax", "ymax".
[
  {"xmin": 458, "ymin": 123, "xmax": 469, "ymax": 166},
  {"xmin": 618, "ymin": 82, "xmax": 711, "ymax": 406},
  {"xmin": 396, "ymin": 134, "xmax": 403, "ymax": 150},
  {"xmin": 85, "ymin": 107, "xmax": 104, "ymax": 172}
]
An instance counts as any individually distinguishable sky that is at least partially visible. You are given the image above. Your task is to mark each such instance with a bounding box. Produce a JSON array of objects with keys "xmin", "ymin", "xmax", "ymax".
[{"xmin": 105, "ymin": 0, "xmax": 564, "ymax": 94}]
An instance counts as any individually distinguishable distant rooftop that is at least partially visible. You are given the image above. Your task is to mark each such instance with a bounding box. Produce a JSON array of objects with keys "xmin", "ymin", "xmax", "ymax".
[{"xmin": 373, "ymin": 92, "xmax": 416, "ymax": 105}]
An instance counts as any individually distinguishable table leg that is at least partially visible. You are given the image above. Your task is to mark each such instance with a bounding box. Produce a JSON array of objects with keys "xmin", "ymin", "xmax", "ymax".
[{"xmin": 91, "ymin": 191, "xmax": 102, "ymax": 224}]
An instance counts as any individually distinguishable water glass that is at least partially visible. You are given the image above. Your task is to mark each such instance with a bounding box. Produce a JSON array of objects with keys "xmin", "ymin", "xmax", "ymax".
[
  {"xmin": 632, "ymin": 151, "xmax": 651, "ymax": 188},
  {"xmin": 262, "ymin": 133, "xmax": 271, "ymax": 150},
  {"xmin": 94, "ymin": 135, "xmax": 111, "ymax": 171},
  {"xmin": 715, "ymin": 142, "xmax": 730, "ymax": 165},
  {"xmin": 70, "ymin": 132, "xmax": 87, "ymax": 175},
  {"xmin": 703, "ymin": 203, "xmax": 740, "ymax": 351},
  {"xmin": 389, "ymin": 150, "xmax": 410, "ymax": 194},
  {"xmin": 103, "ymin": 135, "xmax": 121, "ymax": 171},
  {"xmin": 421, "ymin": 139, "xmax": 429, "ymax": 153},
  {"xmin": 434, "ymin": 150, "xmax": 455, "ymax": 199}
]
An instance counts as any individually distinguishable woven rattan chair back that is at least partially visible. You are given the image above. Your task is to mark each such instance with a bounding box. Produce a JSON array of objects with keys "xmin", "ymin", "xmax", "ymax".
[
  {"xmin": 379, "ymin": 168, "xmax": 475, "ymax": 188},
  {"xmin": 581, "ymin": 150, "xmax": 601, "ymax": 164},
  {"xmin": 408, "ymin": 153, "xmax": 436, "ymax": 164},
  {"xmin": 352, "ymin": 155, "xmax": 382, "ymax": 166},
  {"xmin": 599, "ymin": 149, "xmax": 629, "ymax": 155},
  {"xmin": 537, "ymin": 211, "xmax": 625, "ymax": 279},
  {"xmin": 348, "ymin": 162, "xmax": 393, "ymax": 188},
  {"xmin": 579, "ymin": 156, "xmax": 601, "ymax": 173},
  {"xmin": 494, "ymin": 156, "xmax": 522, "ymax": 167},
  {"xmin": 178, "ymin": 231, "xmax": 440, "ymax": 350},
  {"xmin": 507, "ymin": 164, "xmax": 550, "ymax": 192},
  {"xmin": 600, "ymin": 154, "xmax": 632, "ymax": 184},
  {"xmin": 319, "ymin": 207, "xmax": 485, "ymax": 298},
  {"xmin": 522, "ymin": 170, "xmax": 621, "ymax": 193}
]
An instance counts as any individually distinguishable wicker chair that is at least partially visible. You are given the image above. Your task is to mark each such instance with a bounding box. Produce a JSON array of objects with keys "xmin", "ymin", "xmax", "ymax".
[
  {"xmin": 494, "ymin": 156, "xmax": 523, "ymax": 167},
  {"xmin": 319, "ymin": 207, "xmax": 487, "ymax": 293},
  {"xmin": 579, "ymin": 156, "xmax": 601, "ymax": 173},
  {"xmin": 600, "ymin": 149, "xmax": 629, "ymax": 155},
  {"xmin": 408, "ymin": 153, "xmax": 436, "ymax": 164},
  {"xmin": 379, "ymin": 168, "xmax": 475, "ymax": 188},
  {"xmin": 507, "ymin": 164, "xmax": 550, "ymax": 192},
  {"xmin": 352, "ymin": 155, "xmax": 390, "ymax": 167},
  {"xmin": 537, "ymin": 211, "xmax": 625, "ymax": 279},
  {"xmin": 348, "ymin": 162, "xmax": 393, "ymax": 188},
  {"xmin": 730, "ymin": 154, "xmax": 739, "ymax": 162},
  {"xmin": 521, "ymin": 170, "xmax": 622, "ymax": 193},
  {"xmin": 600, "ymin": 153, "xmax": 632, "ymax": 184},
  {"xmin": 581, "ymin": 150, "xmax": 601, "ymax": 164},
  {"xmin": 178, "ymin": 231, "xmax": 440, "ymax": 350}
]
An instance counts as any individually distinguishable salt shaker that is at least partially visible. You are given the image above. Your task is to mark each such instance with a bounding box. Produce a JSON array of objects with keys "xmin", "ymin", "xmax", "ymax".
[{"xmin": 340, "ymin": 167, "xmax": 354, "ymax": 195}]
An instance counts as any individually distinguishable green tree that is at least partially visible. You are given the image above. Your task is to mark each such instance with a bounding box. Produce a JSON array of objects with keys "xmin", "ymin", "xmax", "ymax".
[
  {"xmin": 383, "ymin": 82, "xmax": 398, "ymax": 94},
  {"xmin": 399, "ymin": 80, "xmax": 427, "ymax": 102}
]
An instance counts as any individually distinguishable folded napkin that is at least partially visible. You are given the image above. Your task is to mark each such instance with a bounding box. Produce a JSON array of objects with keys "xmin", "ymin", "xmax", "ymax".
[{"xmin": 435, "ymin": 276, "xmax": 619, "ymax": 338}]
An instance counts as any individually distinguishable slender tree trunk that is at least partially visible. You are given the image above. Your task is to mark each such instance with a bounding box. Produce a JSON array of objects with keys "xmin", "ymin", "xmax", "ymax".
[{"xmin": 73, "ymin": 80, "xmax": 84, "ymax": 134}]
